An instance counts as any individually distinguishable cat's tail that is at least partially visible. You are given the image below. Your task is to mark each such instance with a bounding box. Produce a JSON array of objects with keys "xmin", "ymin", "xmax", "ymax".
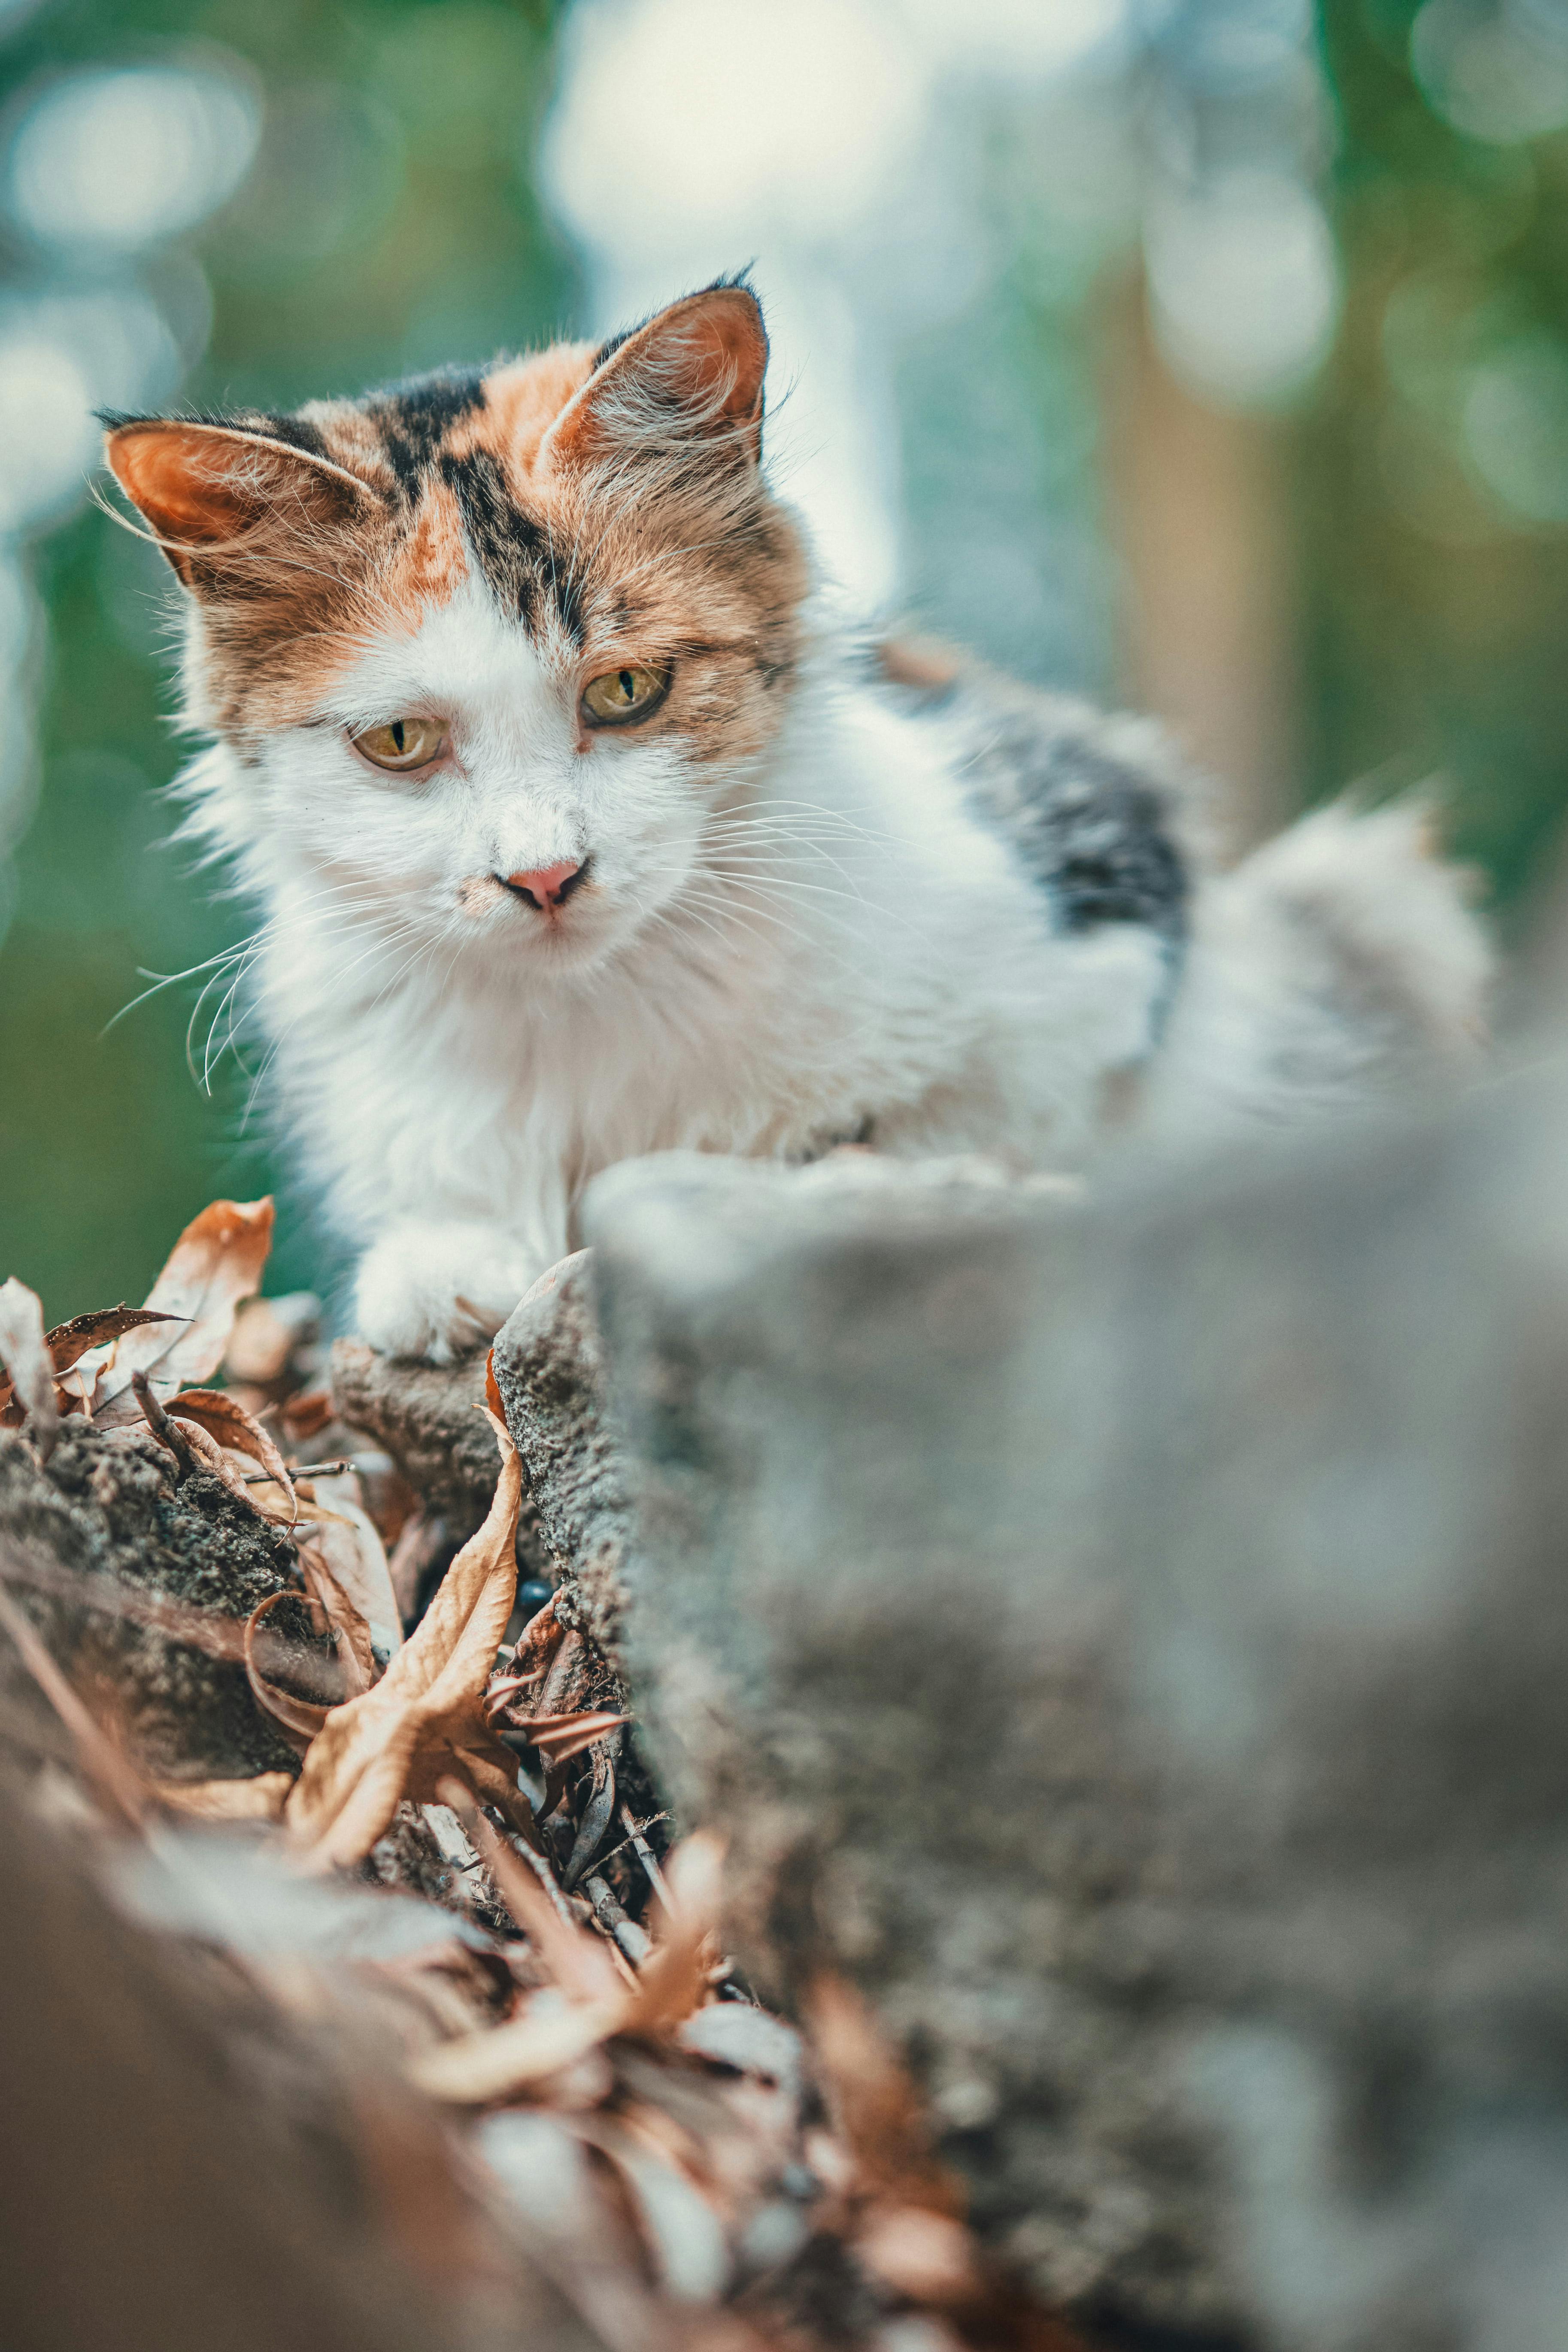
[{"xmin": 1144, "ymin": 796, "xmax": 1493, "ymax": 1136}]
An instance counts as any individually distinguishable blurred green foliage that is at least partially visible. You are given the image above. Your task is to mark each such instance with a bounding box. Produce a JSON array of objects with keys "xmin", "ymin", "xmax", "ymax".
[
  {"xmin": 0, "ymin": 0, "xmax": 576, "ymax": 1320},
  {"xmin": 1309, "ymin": 0, "xmax": 1568, "ymax": 901}
]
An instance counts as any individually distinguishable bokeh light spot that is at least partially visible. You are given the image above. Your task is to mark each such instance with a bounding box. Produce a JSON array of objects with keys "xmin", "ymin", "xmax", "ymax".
[
  {"xmin": 1412, "ymin": 0, "xmax": 1568, "ymax": 145},
  {"xmin": 1463, "ymin": 332, "xmax": 1568, "ymax": 522},
  {"xmin": 4, "ymin": 63, "xmax": 261, "ymax": 251}
]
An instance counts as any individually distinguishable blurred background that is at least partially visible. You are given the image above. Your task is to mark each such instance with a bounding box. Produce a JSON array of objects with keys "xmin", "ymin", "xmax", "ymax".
[{"xmin": 1, "ymin": 0, "xmax": 1566, "ymax": 1318}]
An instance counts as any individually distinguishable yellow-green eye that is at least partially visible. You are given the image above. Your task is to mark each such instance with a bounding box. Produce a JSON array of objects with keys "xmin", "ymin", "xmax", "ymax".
[
  {"xmin": 581, "ymin": 664, "xmax": 666, "ymax": 726},
  {"xmin": 352, "ymin": 717, "xmax": 446, "ymax": 771}
]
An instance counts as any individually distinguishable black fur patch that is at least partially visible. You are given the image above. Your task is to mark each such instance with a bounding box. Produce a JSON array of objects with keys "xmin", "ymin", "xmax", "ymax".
[
  {"xmin": 589, "ymin": 326, "xmax": 632, "ymax": 373},
  {"xmin": 255, "ymin": 411, "xmax": 330, "ymax": 458},
  {"xmin": 437, "ymin": 448, "xmax": 552, "ymax": 629},
  {"xmin": 368, "ymin": 369, "xmax": 486, "ymax": 501},
  {"xmin": 963, "ymin": 709, "xmax": 1189, "ymax": 963}
]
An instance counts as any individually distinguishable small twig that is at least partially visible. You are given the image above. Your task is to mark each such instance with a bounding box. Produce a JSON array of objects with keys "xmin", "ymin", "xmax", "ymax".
[
  {"xmin": 589, "ymin": 1811, "xmax": 672, "ymax": 1879},
  {"xmin": 505, "ymin": 1824, "xmax": 583, "ymax": 1933},
  {"xmin": 242, "ymin": 1458, "xmax": 354, "ymax": 1484},
  {"xmin": 619, "ymin": 1801, "xmax": 673, "ymax": 1910},
  {"xmin": 584, "ymin": 1873, "xmax": 652, "ymax": 1966},
  {"xmin": 131, "ymin": 1370, "xmax": 200, "ymax": 1480}
]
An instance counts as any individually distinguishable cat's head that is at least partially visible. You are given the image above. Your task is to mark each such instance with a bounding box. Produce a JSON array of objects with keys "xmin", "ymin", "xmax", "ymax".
[{"xmin": 102, "ymin": 279, "xmax": 810, "ymax": 979}]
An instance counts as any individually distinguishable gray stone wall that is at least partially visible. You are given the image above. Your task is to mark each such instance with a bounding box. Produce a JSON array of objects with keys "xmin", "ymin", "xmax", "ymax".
[{"xmin": 571, "ymin": 1079, "xmax": 1568, "ymax": 2352}]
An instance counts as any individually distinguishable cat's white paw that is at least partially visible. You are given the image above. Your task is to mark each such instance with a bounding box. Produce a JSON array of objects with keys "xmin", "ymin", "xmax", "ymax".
[{"xmin": 353, "ymin": 1221, "xmax": 545, "ymax": 1364}]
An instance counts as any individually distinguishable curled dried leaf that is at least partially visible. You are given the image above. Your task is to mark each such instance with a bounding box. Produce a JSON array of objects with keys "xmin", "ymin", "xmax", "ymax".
[
  {"xmin": 169, "ymin": 1413, "xmax": 258, "ymax": 1507},
  {"xmin": 45, "ymin": 1304, "xmax": 180, "ymax": 1380},
  {"xmin": 485, "ymin": 1593, "xmax": 564, "ymax": 1718},
  {"xmin": 94, "ymin": 1197, "xmax": 274, "ymax": 1427},
  {"xmin": 294, "ymin": 1478, "xmax": 401, "ymax": 1647},
  {"xmin": 297, "ymin": 1541, "xmax": 376, "ymax": 1698},
  {"xmin": 285, "ymin": 1410, "xmax": 527, "ymax": 1869},
  {"xmin": 282, "ymin": 1386, "xmax": 334, "ymax": 1443},
  {"xmin": 0, "ymin": 1278, "xmax": 58, "ymax": 1459},
  {"xmin": 497, "ymin": 1707, "xmax": 630, "ymax": 1764},
  {"xmin": 167, "ymin": 1388, "xmax": 294, "ymax": 1515},
  {"xmin": 244, "ymin": 1591, "xmax": 336, "ymax": 1754}
]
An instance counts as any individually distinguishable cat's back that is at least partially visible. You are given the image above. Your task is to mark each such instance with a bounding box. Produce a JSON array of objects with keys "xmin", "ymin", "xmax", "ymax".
[{"xmin": 868, "ymin": 635, "xmax": 1202, "ymax": 993}]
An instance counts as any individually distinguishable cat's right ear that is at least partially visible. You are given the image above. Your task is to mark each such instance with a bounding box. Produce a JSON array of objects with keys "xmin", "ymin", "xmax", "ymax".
[
  {"xmin": 538, "ymin": 282, "xmax": 770, "ymax": 477},
  {"xmin": 101, "ymin": 419, "xmax": 377, "ymax": 590}
]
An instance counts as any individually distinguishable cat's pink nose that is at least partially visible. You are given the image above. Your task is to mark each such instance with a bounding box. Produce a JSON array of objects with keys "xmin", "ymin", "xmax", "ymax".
[{"xmin": 502, "ymin": 859, "xmax": 584, "ymax": 909}]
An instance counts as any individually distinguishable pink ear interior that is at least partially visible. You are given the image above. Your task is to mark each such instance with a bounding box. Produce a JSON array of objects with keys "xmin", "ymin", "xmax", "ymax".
[
  {"xmin": 106, "ymin": 425, "xmax": 264, "ymax": 551},
  {"xmin": 543, "ymin": 285, "xmax": 769, "ymax": 471},
  {"xmin": 103, "ymin": 423, "xmax": 374, "ymax": 586}
]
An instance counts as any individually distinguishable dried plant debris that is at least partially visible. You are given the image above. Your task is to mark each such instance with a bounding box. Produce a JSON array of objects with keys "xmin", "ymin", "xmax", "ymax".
[{"xmin": 0, "ymin": 1205, "xmax": 1089, "ymax": 2352}]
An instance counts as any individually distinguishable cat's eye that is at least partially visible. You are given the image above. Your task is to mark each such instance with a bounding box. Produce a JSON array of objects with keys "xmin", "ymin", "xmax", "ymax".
[
  {"xmin": 581, "ymin": 664, "xmax": 667, "ymax": 727},
  {"xmin": 351, "ymin": 717, "xmax": 447, "ymax": 772}
]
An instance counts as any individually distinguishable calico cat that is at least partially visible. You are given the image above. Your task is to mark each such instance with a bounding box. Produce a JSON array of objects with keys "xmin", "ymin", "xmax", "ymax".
[{"xmin": 103, "ymin": 279, "xmax": 1489, "ymax": 1361}]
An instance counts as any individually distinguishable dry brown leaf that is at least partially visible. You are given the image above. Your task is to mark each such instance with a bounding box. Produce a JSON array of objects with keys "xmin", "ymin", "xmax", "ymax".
[
  {"xmin": 0, "ymin": 1278, "xmax": 58, "ymax": 1458},
  {"xmin": 297, "ymin": 1542, "xmax": 376, "ymax": 1697},
  {"xmin": 410, "ymin": 1990, "xmax": 629, "ymax": 2104},
  {"xmin": 244, "ymin": 1590, "xmax": 336, "ymax": 1752},
  {"xmin": 93, "ymin": 1197, "xmax": 274, "ymax": 1427},
  {"xmin": 412, "ymin": 1823, "xmax": 726, "ymax": 2108},
  {"xmin": 296, "ymin": 1475, "xmax": 402, "ymax": 1646},
  {"xmin": 804, "ymin": 1973, "xmax": 965, "ymax": 2219},
  {"xmin": 166, "ymin": 1388, "xmax": 294, "ymax": 1512},
  {"xmin": 150, "ymin": 1771, "xmax": 294, "ymax": 1822},
  {"xmin": 285, "ymin": 1409, "xmax": 528, "ymax": 1868},
  {"xmin": 281, "ymin": 1385, "xmax": 334, "ymax": 1443},
  {"xmin": 45, "ymin": 1304, "xmax": 179, "ymax": 1376},
  {"xmin": 461, "ymin": 1802, "xmax": 624, "ymax": 2004},
  {"xmin": 155, "ymin": 1406, "xmax": 258, "ymax": 1507},
  {"xmin": 502, "ymin": 1707, "xmax": 631, "ymax": 1765},
  {"xmin": 223, "ymin": 1292, "xmax": 315, "ymax": 1386},
  {"xmin": 624, "ymin": 1831, "xmax": 726, "ymax": 2038},
  {"xmin": 0, "ymin": 1303, "xmax": 179, "ymax": 1422},
  {"xmin": 485, "ymin": 1591, "xmax": 564, "ymax": 1714}
]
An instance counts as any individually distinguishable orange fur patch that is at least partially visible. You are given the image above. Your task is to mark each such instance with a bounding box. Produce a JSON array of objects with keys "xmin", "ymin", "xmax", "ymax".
[{"xmin": 106, "ymin": 285, "xmax": 809, "ymax": 761}]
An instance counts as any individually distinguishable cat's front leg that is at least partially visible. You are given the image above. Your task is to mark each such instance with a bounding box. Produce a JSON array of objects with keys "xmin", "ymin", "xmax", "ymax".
[{"xmin": 352, "ymin": 1218, "xmax": 556, "ymax": 1364}]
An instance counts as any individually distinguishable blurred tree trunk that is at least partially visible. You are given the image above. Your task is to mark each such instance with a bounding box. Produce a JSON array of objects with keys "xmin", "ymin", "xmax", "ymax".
[{"xmin": 1100, "ymin": 269, "xmax": 1301, "ymax": 851}]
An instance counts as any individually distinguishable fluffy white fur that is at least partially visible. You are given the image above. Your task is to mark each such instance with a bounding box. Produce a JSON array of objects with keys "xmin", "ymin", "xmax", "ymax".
[{"xmin": 181, "ymin": 569, "xmax": 1489, "ymax": 1361}]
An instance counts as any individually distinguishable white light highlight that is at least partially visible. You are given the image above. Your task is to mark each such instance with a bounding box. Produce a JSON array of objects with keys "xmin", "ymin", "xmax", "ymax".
[
  {"xmin": 1463, "ymin": 334, "xmax": 1568, "ymax": 523},
  {"xmin": 5, "ymin": 63, "xmax": 261, "ymax": 250},
  {"xmin": 1411, "ymin": 0, "xmax": 1568, "ymax": 145},
  {"xmin": 543, "ymin": 0, "xmax": 924, "ymax": 251},
  {"xmin": 1145, "ymin": 171, "xmax": 1341, "ymax": 407}
]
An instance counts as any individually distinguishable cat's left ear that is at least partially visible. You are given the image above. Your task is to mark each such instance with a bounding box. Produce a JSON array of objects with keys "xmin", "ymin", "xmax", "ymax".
[{"xmin": 540, "ymin": 281, "xmax": 769, "ymax": 476}]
